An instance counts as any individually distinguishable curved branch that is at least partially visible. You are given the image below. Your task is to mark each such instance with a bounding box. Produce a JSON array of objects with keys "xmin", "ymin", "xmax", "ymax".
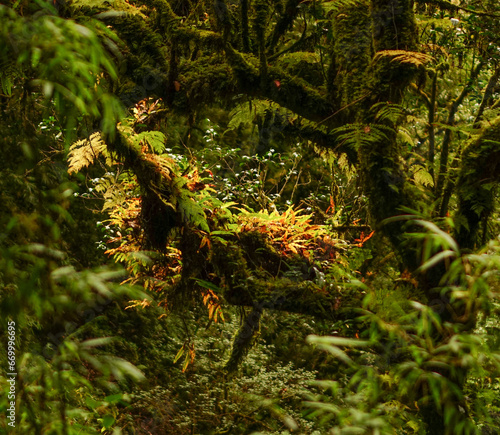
[{"xmin": 435, "ymin": 60, "xmax": 485, "ymax": 206}]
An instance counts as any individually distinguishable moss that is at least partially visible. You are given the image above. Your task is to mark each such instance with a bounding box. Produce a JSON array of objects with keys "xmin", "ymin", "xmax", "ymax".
[
  {"xmin": 241, "ymin": 236, "xmax": 282, "ymax": 276},
  {"xmin": 110, "ymin": 14, "xmax": 168, "ymax": 67},
  {"xmin": 454, "ymin": 117, "xmax": 500, "ymax": 249},
  {"xmin": 267, "ymin": 67, "xmax": 334, "ymax": 122},
  {"xmin": 277, "ymin": 52, "xmax": 324, "ymax": 87},
  {"xmin": 329, "ymin": 0, "xmax": 372, "ymax": 111},
  {"xmin": 224, "ymin": 306, "xmax": 262, "ymax": 372},
  {"xmin": 176, "ymin": 56, "xmax": 237, "ymax": 113},
  {"xmin": 370, "ymin": 0, "xmax": 418, "ymax": 52},
  {"xmin": 224, "ymin": 46, "xmax": 334, "ymax": 121},
  {"xmin": 362, "ymin": 1, "xmax": 420, "ymax": 105}
]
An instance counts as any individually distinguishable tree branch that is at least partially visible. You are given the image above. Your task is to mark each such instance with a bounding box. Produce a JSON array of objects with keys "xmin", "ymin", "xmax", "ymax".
[{"xmin": 435, "ymin": 60, "xmax": 484, "ymax": 208}]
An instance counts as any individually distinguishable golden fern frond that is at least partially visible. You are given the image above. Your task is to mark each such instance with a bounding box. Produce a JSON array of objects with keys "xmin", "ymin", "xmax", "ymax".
[
  {"xmin": 143, "ymin": 153, "xmax": 176, "ymax": 180},
  {"xmin": 67, "ymin": 132, "xmax": 106, "ymax": 174},
  {"xmin": 374, "ymin": 50, "xmax": 433, "ymax": 67}
]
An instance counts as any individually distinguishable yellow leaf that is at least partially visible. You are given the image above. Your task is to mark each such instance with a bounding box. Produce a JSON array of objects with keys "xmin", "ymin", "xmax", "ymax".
[{"xmin": 174, "ymin": 345, "xmax": 185, "ymax": 363}]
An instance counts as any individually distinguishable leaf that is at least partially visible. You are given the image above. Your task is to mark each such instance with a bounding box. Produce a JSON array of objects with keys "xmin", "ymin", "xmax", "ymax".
[
  {"xmin": 418, "ymin": 249, "xmax": 456, "ymax": 272},
  {"xmin": 227, "ymin": 100, "xmax": 272, "ymax": 131},
  {"xmin": 105, "ymin": 357, "xmax": 145, "ymax": 382},
  {"xmin": 67, "ymin": 132, "xmax": 107, "ymax": 174},
  {"xmin": 414, "ymin": 167, "xmax": 434, "ymax": 188},
  {"xmin": 414, "ymin": 220, "xmax": 459, "ymax": 252},
  {"xmin": 182, "ymin": 353, "xmax": 190, "ymax": 372},
  {"xmin": 134, "ymin": 131, "xmax": 166, "ymax": 154},
  {"xmin": 174, "ymin": 345, "xmax": 185, "ymax": 363},
  {"xmin": 101, "ymin": 415, "xmax": 115, "ymax": 429},
  {"xmin": 177, "ymin": 194, "xmax": 209, "ymax": 232},
  {"xmin": 373, "ymin": 50, "xmax": 433, "ymax": 67},
  {"xmin": 81, "ymin": 337, "xmax": 114, "ymax": 348},
  {"xmin": 193, "ymin": 278, "xmax": 221, "ymax": 292},
  {"xmin": 307, "ymin": 335, "xmax": 370, "ymax": 348}
]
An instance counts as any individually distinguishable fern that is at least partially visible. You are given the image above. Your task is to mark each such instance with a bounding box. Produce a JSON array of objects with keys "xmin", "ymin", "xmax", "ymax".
[
  {"xmin": 0, "ymin": 60, "xmax": 17, "ymax": 96},
  {"xmin": 332, "ymin": 123, "xmax": 392, "ymax": 151},
  {"xmin": 95, "ymin": 172, "xmax": 134, "ymax": 212},
  {"xmin": 370, "ymin": 102, "xmax": 407, "ymax": 125},
  {"xmin": 413, "ymin": 167, "xmax": 434, "ymax": 188},
  {"xmin": 227, "ymin": 99, "xmax": 274, "ymax": 131},
  {"xmin": 134, "ymin": 131, "xmax": 166, "ymax": 154},
  {"xmin": 176, "ymin": 191, "xmax": 210, "ymax": 232},
  {"xmin": 67, "ymin": 132, "xmax": 107, "ymax": 174},
  {"xmin": 373, "ymin": 50, "xmax": 433, "ymax": 67},
  {"xmin": 321, "ymin": 0, "xmax": 365, "ymax": 14}
]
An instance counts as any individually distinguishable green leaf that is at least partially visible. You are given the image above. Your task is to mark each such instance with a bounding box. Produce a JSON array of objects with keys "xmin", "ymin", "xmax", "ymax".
[
  {"xmin": 307, "ymin": 335, "xmax": 370, "ymax": 348},
  {"xmin": 193, "ymin": 278, "xmax": 221, "ymax": 292},
  {"xmin": 418, "ymin": 249, "xmax": 456, "ymax": 272},
  {"xmin": 101, "ymin": 414, "xmax": 115, "ymax": 429},
  {"xmin": 227, "ymin": 100, "xmax": 272, "ymax": 130},
  {"xmin": 81, "ymin": 337, "xmax": 114, "ymax": 348},
  {"xmin": 174, "ymin": 346, "xmax": 185, "ymax": 363},
  {"xmin": 105, "ymin": 357, "xmax": 145, "ymax": 382},
  {"xmin": 135, "ymin": 131, "xmax": 166, "ymax": 153},
  {"xmin": 177, "ymin": 194, "xmax": 209, "ymax": 232},
  {"xmin": 414, "ymin": 220, "xmax": 459, "ymax": 252}
]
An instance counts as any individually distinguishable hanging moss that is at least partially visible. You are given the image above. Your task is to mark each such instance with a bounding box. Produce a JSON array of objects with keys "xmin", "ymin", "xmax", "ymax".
[
  {"xmin": 253, "ymin": 0, "xmax": 269, "ymax": 85},
  {"xmin": 103, "ymin": 131, "xmax": 178, "ymax": 250},
  {"xmin": 240, "ymin": 0, "xmax": 251, "ymax": 52},
  {"xmin": 223, "ymin": 305, "xmax": 262, "ymax": 373}
]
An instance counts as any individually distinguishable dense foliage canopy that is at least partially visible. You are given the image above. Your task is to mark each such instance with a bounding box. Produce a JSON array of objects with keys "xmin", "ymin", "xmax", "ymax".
[{"xmin": 2, "ymin": 0, "xmax": 500, "ymax": 433}]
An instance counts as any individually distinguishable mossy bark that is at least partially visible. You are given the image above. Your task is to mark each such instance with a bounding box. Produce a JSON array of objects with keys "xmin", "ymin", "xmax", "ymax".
[{"xmin": 329, "ymin": 0, "xmax": 372, "ymax": 115}]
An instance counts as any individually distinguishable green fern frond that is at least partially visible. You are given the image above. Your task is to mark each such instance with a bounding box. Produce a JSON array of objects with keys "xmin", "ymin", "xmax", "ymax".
[
  {"xmin": 333, "ymin": 123, "xmax": 392, "ymax": 151},
  {"xmin": 227, "ymin": 99, "xmax": 274, "ymax": 131},
  {"xmin": 67, "ymin": 132, "xmax": 107, "ymax": 174},
  {"xmin": 321, "ymin": 0, "xmax": 365, "ymax": 14},
  {"xmin": 370, "ymin": 102, "xmax": 407, "ymax": 125},
  {"xmin": 134, "ymin": 131, "xmax": 166, "ymax": 154},
  {"xmin": 177, "ymin": 194, "xmax": 209, "ymax": 232},
  {"xmin": 414, "ymin": 167, "xmax": 434, "ymax": 188},
  {"xmin": 0, "ymin": 60, "xmax": 18, "ymax": 96}
]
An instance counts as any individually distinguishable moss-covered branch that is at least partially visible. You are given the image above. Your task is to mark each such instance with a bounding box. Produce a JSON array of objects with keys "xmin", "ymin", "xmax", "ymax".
[
  {"xmin": 103, "ymin": 130, "xmax": 177, "ymax": 249},
  {"xmin": 225, "ymin": 45, "xmax": 336, "ymax": 122}
]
